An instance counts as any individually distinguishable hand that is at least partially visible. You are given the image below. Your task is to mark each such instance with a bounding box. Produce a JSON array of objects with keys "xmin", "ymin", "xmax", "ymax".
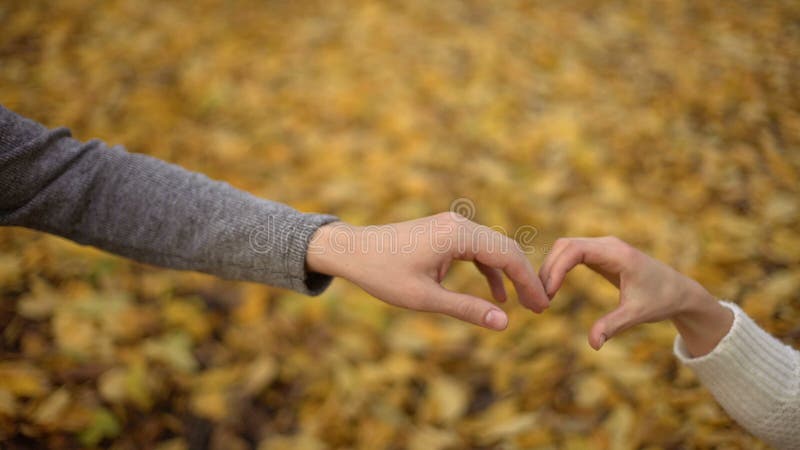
[
  {"xmin": 538, "ymin": 236, "xmax": 733, "ymax": 355},
  {"xmin": 306, "ymin": 212, "xmax": 550, "ymax": 330}
]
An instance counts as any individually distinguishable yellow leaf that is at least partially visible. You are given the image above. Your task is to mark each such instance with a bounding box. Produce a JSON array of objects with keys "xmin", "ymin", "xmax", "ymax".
[{"xmin": 0, "ymin": 362, "xmax": 50, "ymax": 398}]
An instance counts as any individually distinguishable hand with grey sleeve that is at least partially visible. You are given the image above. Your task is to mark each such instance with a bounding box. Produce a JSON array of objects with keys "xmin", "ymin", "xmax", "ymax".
[{"xmin": 0, "ymin": 105, "xmax": 551, "ymax": 330}]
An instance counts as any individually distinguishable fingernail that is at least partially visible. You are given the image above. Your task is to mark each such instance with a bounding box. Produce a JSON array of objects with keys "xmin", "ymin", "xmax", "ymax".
[
  {"xmin": 545, "ymin": 277, "xmax": 555, "ymax": 296},
  {"xmin": 485, "ymin": 310, "xmax": 508, "ymax": 330},
  {"xmin": 533, "ymin": 302, "xmax": 547, "ymax": 313},
  {"xmin": 598, "ymin": 333, "xmax": 607, "ymax": 349}
]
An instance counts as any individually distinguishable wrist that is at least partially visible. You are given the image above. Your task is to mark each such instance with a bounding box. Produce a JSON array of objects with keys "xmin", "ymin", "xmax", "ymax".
[
  {"xmin": 671, "ymin": 284, "xmax": 733, "ymax": 357},
  {"xmin": 673, "ymin": 283, "xmax": 718, "ymax": 325},
  {"xmin": 305, "ymin": 221, "xmax": 357, "ymax": 278}
]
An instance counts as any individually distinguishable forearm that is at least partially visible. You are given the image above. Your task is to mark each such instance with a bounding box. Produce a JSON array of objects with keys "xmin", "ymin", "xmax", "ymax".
[{"xmin": 0, "ymin": 105, "xmax": 338, "ymax": 294}]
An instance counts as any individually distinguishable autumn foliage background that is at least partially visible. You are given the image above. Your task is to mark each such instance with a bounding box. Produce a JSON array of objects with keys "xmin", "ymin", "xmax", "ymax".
[{"xmin": 1, "ymin": 1, "xmax": 799, "ymax": 449}]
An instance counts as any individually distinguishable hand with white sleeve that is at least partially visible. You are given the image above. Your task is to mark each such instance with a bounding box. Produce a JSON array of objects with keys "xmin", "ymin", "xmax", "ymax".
[
  {"xmin": 538, "ymin": 236, "xmax": 733, "ymax": 355},
  {"xmin": 538, "ymin": 236, "xmax": 799, "ymax": 449}
]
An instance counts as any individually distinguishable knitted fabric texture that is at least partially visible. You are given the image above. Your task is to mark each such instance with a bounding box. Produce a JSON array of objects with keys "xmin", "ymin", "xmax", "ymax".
[
  {"xmin": 0, "ymin": 105, "xmax": 338, "ymax": 294},
  {"xmin": 675, "ymin": 301, "xmax": 800, "ymax": 449}
]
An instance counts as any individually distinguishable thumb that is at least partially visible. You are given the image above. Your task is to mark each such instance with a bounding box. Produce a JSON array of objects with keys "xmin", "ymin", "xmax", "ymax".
[
  {"xmin": 425, "ymin": 283, "xmax": 509, "ymax": 331},
  {"xmin": 588, "ymin": 303, "xmax": 637, "ymax": 350}
]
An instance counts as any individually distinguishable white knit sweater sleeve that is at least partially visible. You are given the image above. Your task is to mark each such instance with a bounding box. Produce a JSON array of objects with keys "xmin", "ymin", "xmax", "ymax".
[{"xmin": 674, "ymin": 301, "xmax": 800, "ymax": 449}]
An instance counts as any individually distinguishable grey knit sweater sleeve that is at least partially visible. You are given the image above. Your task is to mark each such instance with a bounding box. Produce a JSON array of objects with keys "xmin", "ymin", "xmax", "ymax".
[{"xmin": 0, "ymin": 105, "xmax": 339, "ymax": 295}]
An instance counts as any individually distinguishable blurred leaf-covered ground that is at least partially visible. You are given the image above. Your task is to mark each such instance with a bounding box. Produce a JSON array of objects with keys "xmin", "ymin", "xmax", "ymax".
[{"xmin": 1, "ymin": 0, "xmax": 799, "ymax": 448}]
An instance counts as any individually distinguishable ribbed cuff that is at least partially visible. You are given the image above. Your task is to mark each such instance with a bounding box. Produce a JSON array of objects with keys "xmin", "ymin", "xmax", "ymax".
[
  {"xmin": 674, "ymin": 301, "xmax": 800, "ymax": 449},
  {"xmin": 284, "ymin": 212, "xmax": 340, "ymax": 296}
]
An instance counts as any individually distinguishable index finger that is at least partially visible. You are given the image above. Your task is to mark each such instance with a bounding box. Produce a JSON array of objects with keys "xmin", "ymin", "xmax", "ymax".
[
  {"xmin": 541, "ymin": 237, "xmax": 627, "ymax": 296},
  {"xmin": 460, "ymin": 224, "xmax": 550, "ymax": 313}
]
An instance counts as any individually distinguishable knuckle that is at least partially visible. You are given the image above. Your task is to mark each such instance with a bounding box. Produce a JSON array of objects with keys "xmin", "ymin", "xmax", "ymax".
[
  {"xmin": 551, "ymin": 238, "xmax": 571, "ymax": 255},
  {"xmin": 498, "ymin": 234, "xmax": 522, "ymax": 256},
  {"xmin": 432, "ymin": 212, "xmax": 457, "ymax": 231},
  {"xmin": 437, "ymin": 211, "xmax": 473, "ymax": 227},
  {"xmin": 602, "ymin": 235, "xmax": 633, "ymax": 257},
  {"xmin": 605, "ymin": 235, "xmax": 627, "ymax": 248},
  {"xmin": 435, "ymin": 211, "xmax": 456, "ymax": 222},
  {"xmin": 561, "ymin": 239, "xmax": 579, "ymax": 258},
  {"xmin": 553, "ymin": 238, "xmax": 569, "ymax": 250},
  {"xmin": 454, "ymin": 298, "xmax": 479, "ymax": 321},
  {"xmin": 449, "ymin": 213, "xmax": 473, "ymax": 232},
  {"xmin": 617, "ymin": 241, "xmax": 638, "ymax": 261},
  {"xmin": 596, "ymin": 235, "xmax": 624, "ymax": 247}
]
